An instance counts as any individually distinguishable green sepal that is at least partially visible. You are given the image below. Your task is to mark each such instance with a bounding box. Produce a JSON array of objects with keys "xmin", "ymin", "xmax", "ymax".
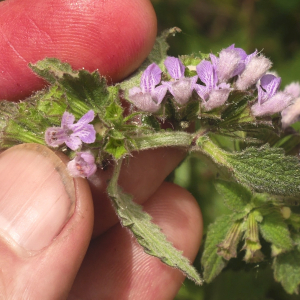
[
  {"xmin": 104, "ymin": 102, "xmax": 124, "ymax": 124},
  {"xmin": 107, "ymin": 159, "xmax": 203, "ymax": 285},
  {"xmin": 104, "ymin": 136, "xmax": 128, "ymax": 159},
  {"xmin": 217, "ymin": 220, "xmax": 243, "ymax": 260}
]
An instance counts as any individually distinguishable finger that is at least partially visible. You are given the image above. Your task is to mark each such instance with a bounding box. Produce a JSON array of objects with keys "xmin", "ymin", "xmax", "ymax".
[
  {"xmin": 0, "ymin": 144, "xmax": 93, "ymax": 298},
  {"xmin": 0, "ymin": 0, "xmax": 157, "ymax": 100},
  {"xmin": 69, "ymin": 182, "xmax": 203, "ymax": 299},
  {"xmin": 89, "ymin": 148, "xmax": 186, "ymax": 237}
]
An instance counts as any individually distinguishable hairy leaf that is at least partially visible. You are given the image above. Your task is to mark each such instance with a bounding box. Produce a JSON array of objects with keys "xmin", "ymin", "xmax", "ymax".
[
  {"xmin": 228, "ymin": 145, "xmax": 300, "ymax": 196},
  {"xmin": 214, "ymin": 180, "xmax": 252, "ymax": 212},
  {"xmin": 201, "ymin": 215, "xmax": 233, "ymax": 283},
  {"xmin": 273, "ymin": 249, "xmax": 300, "ymax": 294},
  {"xmin": 259, "ymin": 210, "xmax": 293, "ymax": 252},
  {"xmin": 107, "ymin": 160, "xmax": 203, "ymax": 285},
  {"xmin": 200, "ymin": 139, "xmax": 300, "ymax": 196}
]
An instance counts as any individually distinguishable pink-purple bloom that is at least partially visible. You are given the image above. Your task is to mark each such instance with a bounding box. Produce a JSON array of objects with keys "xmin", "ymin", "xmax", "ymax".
[
  {"xmin": 194, "ymin": 60, "xmax": 231, "ymax": 111},
  {"xmin": 45, "ymin": 110, "xmax": 96, "ymax": 150},
  {"xmin": 281, "ymin": 82, "xmax": 300, "ymax": 128},
  {"xmin": 235, "ymin": 53, "xmax": 272, "ymax": 90},
  {"xmin": 67, "ymin": 151, "xmax": 97, "ymax": 178},
  {"xmin": 128, "ymin": 63, "xmax": 168, "ymax": 113},
  {"xmin": 162, "ymin": 56, "xmax": 198, "ymax": 105},
  {"xmin": 210, "ymin": 44, "xmax": 249, "ymax": 83},
  {"xmin": 251, "ymin": 74, "xmax": 292, "ymax": 117}
]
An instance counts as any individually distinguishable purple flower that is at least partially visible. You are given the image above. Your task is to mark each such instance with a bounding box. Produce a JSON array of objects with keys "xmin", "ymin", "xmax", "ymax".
[
  {"xmin": 283, "ymin": 82, "xmax": 300, "ymax": 98},
  {"xmin": 281, "ymin": 82, "xmax": 300, "ymax": 128},
  {"xmin": 257, "ymin": 74, "xmax": 281, "ymax": 105},
  {"xmin": 236, "ymin": 53, "xmax": 272, "ymax": 90},
  {"xmin": 45, "ymin": 110, "xmax": 96, "ymax": 150},
  {"xmin": 210, "ymin": 44, "xmax": 248, "ymax": 83},
  {"xmin": 129, "ymin": 63, "xmax": 168, "ymax": 113},
  {"xmin": 162, "ymin": 56, "xmax": 198, "ymax": 105},
  {"xmin": 194, "ymin": 60, "xmax": 231, "ymax": 111},
  {"xmin": 67, "ymin": 152, "xmax": 97, "ymax": 178},
  {"xmin": 251, "ymin": 74, "xmax": 292, "ymax": 117},
  {"xmin": 281, "ymin": 97, "xmax": 300, "ymax": 128}
]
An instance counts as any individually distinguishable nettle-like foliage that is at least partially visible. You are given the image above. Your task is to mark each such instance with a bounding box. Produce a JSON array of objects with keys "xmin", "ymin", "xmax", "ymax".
[{"xmin": 2, "ymin": 29, "xmax": 300, "ymax": 294}]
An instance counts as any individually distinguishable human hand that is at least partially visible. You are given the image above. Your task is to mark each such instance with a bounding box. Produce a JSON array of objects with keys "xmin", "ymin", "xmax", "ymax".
[{"xmin": 0, "ymin": 0, "xmax": 203, "ymax": 299}]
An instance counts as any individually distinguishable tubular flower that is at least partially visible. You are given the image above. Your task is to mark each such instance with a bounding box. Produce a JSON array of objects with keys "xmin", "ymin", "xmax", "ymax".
[
  {"xmin": 45, "ymin": 110, "xmax": 96, "ymax": 151},
  {"xmin": 162, "ymin": 56, "xmax": 198, "ymax": 105},
  {"xmin": 194, "ymin": 60, "xmax": 231, "ymax": 111},
  {"xmin": 67, "ymin": 152, "xmax": 97, "ymax": 178},
  {"xmin": 281, "ymin": 82, "xmax": 300, "ymax": 128},
  {"xmin": 128, "ymin": 63, "xmax": 168, "ymax": 113},
  {"xmin": 210, "ymin": 44, "xmax": 249, "ymax": 83},
  {"xmin": 235, "ymin": 52, "xmax": 272, "ymax": 90},
  {"xmin": 251, "ymin": 74, "xmax": 292, "ymax": 117}
]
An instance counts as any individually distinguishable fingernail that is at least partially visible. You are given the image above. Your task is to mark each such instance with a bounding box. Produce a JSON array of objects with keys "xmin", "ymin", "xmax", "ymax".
[{"xmin": 0, "ymin": 144, "xmax": 75, "ymax": 251}]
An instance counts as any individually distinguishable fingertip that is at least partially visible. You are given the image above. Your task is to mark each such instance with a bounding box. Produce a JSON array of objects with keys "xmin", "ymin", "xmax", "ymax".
[{"xmin": 0, "ymin": 0, "xmax": 157, "ymax": 100}]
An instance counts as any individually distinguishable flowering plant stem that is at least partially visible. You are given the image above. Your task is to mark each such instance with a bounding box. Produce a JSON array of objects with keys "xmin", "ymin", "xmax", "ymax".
[{"xmin": 2, "ymin": 28, "xmax": 300, "ymax": 294}]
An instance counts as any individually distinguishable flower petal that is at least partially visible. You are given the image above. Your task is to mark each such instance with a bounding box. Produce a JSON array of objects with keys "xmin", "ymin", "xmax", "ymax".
[
  {"xmin": 194, "ymin": 84, "xmax": 209, "ymax": 101},
  {"xmin": 129, "ymin": 92, "xmax": 161, "ymax": 113},
  {"xmin": 202, "ymin": 88, "xmax": 231, "ymax": 111},
  {"xmin": 217, "ymin": 48, "xmax": 245, "ymax": 82},
  {"xmin": 77, "ymin": 110, "xmax": 95, "ymax": 124},
  {"xmin": 61, "ymin": 111, "xmax": 75, "ymax": 127},
  {"xmin": 196, "ymin": 60, "xmax": 217, "ymax": 90},
  {"xmin": 284, "ymin": 82, "xmax": 300, "ymax": 99},
  {"xmin": 251, "ymin": 92, "xmax": 292, "ymax": 117},
  {"xmin": 140, "ymin": 63, "xmax": 162, "ymax": 93},
  {"xmin": 164, "ymin": 56, "xmax": 185, "ymax": 79},
  {"xmin": 236, "ymin": 54, "xmax": 272, "ymax": 90},
  {"xmin": 281, "ymin": 97, "xmax": 300, "ymax": 128},
  {"xmin": 67, "ymin": 152, "xmax": 97, "ymax": 178},
  {"xmin": 152, "ymin": 85, "xmax": 168, "ymax": 104},
  {"xmin": 65, "ymin": 136, "xmax": 82, "ymax": 151},
  {"xmin": 45, "ymin": 127, "xmax": 68, "ymax": 147},
  {"xmin": 166, "ymin": 77, "xmax": 197, "ymax": 105},
  {"xmin": 73, "ymin": 124, "xmax": 96, "ymax": 144}
]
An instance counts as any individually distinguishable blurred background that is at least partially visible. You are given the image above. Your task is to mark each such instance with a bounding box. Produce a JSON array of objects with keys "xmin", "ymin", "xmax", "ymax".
[{"xmin": 151, "ymin": 0, "xmax": 300, "ymax": 299}]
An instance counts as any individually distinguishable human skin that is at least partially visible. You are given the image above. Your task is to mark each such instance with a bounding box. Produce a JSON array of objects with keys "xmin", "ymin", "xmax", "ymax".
[{"xmin": 0, "ymin": 0, "xmax": 203, "ymax": 299}]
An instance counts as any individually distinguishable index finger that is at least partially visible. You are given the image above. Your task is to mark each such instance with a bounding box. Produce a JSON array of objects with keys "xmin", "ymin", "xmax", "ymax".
[{"xmin": 0, "ymin": 0, "xmax": 157, "ymax": 100}]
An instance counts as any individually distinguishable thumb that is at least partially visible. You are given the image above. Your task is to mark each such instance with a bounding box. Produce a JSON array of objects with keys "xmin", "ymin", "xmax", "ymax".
[{"xmin": 0, "ymin": 144, "xmax": 93, "ymax": 298}]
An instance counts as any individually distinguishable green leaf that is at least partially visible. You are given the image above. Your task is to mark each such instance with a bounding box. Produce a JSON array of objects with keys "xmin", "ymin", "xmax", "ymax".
[
  {"xmin": 259, "ymin": 210, "xmax": 293, "ymax": 252},
  {"xmin": 29, "ymin": 57, "xmax": 76, "ymax": 84},
  {"xmin": 107, "ymin": 160, "xmax": 203, "ymax": 284},
  {"xmin": 214, "ymin": 180, "xmax": 252, "ymax": 213},
  {"xmin": 200, "ymin": 139, "xmax": 300, "ymax": 196},
  {"xmin": 60, "ymin": 71, "xmax": 114, "ymax": 116},
  {"xmin": 273, "ymin": 249, "xmax": 300, "ymax": 294},
  {"xmin": 228, "ymin": 145, "xmax": 300, "ymax": 196},
  {"xmin": 201, "ymin": 215, "xmax": 233, "ymax": 283},
  {"xmin": 30, "ymin": 58, "xmax": 118, "ymax": 118}
]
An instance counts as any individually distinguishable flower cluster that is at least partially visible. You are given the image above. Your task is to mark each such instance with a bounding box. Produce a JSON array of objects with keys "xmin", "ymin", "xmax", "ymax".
[
  {"xmin": 128, "ymin": 44, "xmax": 300, "ymax": 127},
  {"xmin": 45, "ymin": 110, "xmax": 97, "ymax": 178}
]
